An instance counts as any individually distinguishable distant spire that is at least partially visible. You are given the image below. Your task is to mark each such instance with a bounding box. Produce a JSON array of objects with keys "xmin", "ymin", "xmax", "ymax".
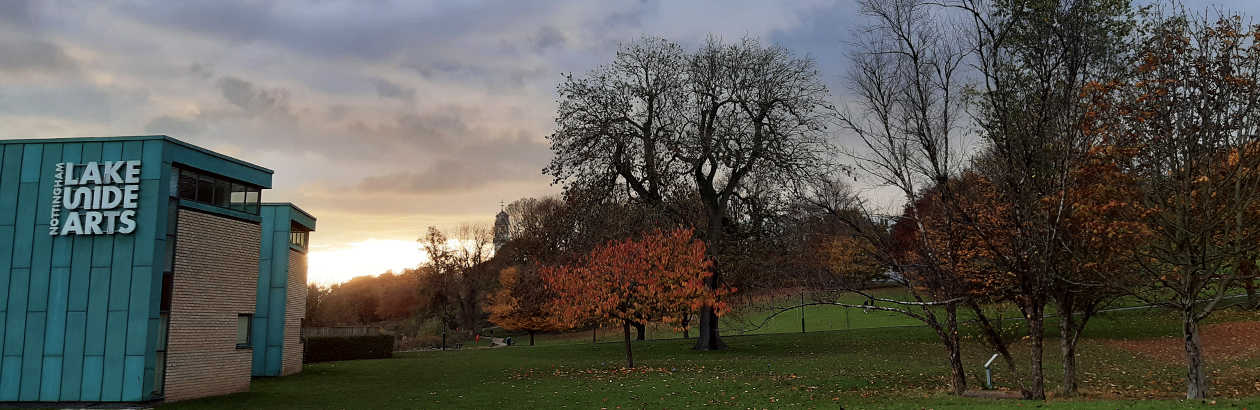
[{"xmin": 500, "ymin": 199, "xmax": 504, "ymax": 212}]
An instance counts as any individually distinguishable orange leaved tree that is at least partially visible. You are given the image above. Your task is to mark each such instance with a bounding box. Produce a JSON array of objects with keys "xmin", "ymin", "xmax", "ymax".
[
  {"xmin": 487, "ymin": 266, "xmax": 562, "ymax": 346},
  {"xmin": 541, "ymin": 229, "xmax": 727, "ymax": 367}
]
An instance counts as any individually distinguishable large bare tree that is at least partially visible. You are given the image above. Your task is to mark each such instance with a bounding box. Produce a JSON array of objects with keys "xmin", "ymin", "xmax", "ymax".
[{"xmin": 547, "ymin": 36, "xmax": 837, "ymax": 350}]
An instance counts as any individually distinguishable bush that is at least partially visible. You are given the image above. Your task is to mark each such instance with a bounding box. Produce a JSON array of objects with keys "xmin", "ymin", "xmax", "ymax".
[{"xmin": 303, "ymin": 334, "xmax": 396, "ymax": 363}]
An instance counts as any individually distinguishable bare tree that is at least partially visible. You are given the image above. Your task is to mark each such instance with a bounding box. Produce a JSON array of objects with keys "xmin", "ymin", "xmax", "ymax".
[
  {"xmin": 547, "ymin": 36, "xmax": 839, "ymax": 350},
  {"xmin": 834, "ymin": 0, "xmax": 972, "ymax": 394}
]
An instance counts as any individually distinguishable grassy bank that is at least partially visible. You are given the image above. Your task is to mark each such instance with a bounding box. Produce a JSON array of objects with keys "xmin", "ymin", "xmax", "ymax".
[{"xmin": 160, "ymin": 308, "xmax": 1260, "ymax": 409}]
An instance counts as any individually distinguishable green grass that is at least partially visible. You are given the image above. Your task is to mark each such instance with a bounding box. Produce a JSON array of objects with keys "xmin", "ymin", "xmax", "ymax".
[{"xmin": 160, "ymin": 308, "xmax": 1260, "ymax": 409}]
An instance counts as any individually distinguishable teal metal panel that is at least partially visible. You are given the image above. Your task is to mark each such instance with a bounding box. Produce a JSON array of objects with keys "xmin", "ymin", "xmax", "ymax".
[
  {"xmin": 101, "ymin": 141, "xmax": 123, "ymax": 162},
  {"xmin": 0, "ymin": 145, "xmax": 24, "ymax": 226},
  {"xmin": 1, "ymin": 356, "xmax": 20, "ymax": 400},
  {"xmin": 4, "ymin": 269, "xmax": 28, "ymax": 356},
  {"xmin": 0, "ymin": 226, "xmax": 12, "ymax": 308},
  {"xmin": 125, "ymin": 266, "xmax": 152, "ymax": 356},
  {"xmin": 91, "ymin": 236, "xmax": 114, "ymax": 268},
  {"xmin": 19, "ymin": 143, "xmax": 42, "ymax": 183},
  {"xmin": 60, "ymin": 142, "xmax": 82, "ymax": 164},
  {"xmin": 120, "ymin": 355, "xmax": 144, "ymax": 401},
  {"xmin": 67, "ymin": 236, "xmax": 92, "ymax": 312},
  {"xmin": 12, "ymin": 183, "xmax": 38, "ymax": 269},
  {"xmin": 60, "ymin": 311, "xmax": 86, "ymax": 400},
  {"xmin": 40, "ymin": 356, "xmax": 61, "ymax": 400},
  {"xmin": 163, "ymin": 142, "xmax": 272, "ymax": 188},
  {"xmin": 79, "ymin": 142, "xmax": 102, "ymax": 166},
  {"xmin": 80, "ymin": 355, "xmax": 103, "ymax": 401},
  {"xmin": 51, "ymin": 236, "xmax": 72, "ymax": 268},
  {"xmin": 141, "ymin": 140, "xmax": 163, "ymax": 181},
  {"xmin": 26, "ymin": 228, "xmax": 52, "ymax": 311},
  {"xmin": 43, "ymin": 268, "xmax": 69, "ymax": 355},
  {"xmin": 20, "ymin": 311, "xmax": 46, "ymax": 400},
  {"xmin": 130, "ymin": 180, "xmax": 161, "ymax": 266},
  {"xmin": 99, "ymin": 310, "xmax": 126, "ymax": 401},
  {"xmin": 107, "ymin": 234, "xmax": 135, "ymax": 312},
  {"xmin": 265, "ymin": 346, "xmax": 281, "ymax": 375},
  {"xmin": 84, "ymin": 267, "xmax": 109, "ymax": 356},
  {"xmin": 268, "ymin": 288, "xmax": 286, "ymax": 346}
]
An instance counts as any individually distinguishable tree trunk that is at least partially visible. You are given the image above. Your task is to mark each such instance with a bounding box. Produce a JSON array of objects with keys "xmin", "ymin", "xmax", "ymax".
[
  {"xmin": 944, "ymin": 304, "xmax": 966, "ymax": 395},
  {"xmin": 1027, "ymin": 303, "xmax": 1046, "ymax": 400},
  {"xmin": 623, "ymin": 320, "xmax": 635, "ymax": 368},
  {"xmin": 529, "ymin": 330, "xmax": 536, "ymax": 346},
  {"xmin": 1056, "ymin": 294, "xmax": 1079, "ymax": 396},
  {"xmin": 969, "ymin": 301, "xmax": 1028, "ymax": 395},
  {"xmin": 633, "ymin": 321, "xmax": 646, "ymax": 340},
  {"xmin": 1183, "ymin": 311, "xmax": 1208, "ymax": 399},
  {"xmin": 694, "ymin": 210, "xmax": 727, "ymax": 350},
  {"xmin": 693, "ymin": 307, "xmax": 726, "ymax": 350}
]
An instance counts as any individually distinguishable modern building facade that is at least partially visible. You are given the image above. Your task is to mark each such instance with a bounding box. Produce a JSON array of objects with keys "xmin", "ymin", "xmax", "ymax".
[{"xmin": 0, "ymin": 135, "xmax": 313, "ymax": 404}]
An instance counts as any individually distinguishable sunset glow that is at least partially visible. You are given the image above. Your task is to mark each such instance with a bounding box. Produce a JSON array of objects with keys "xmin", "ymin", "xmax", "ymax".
[{"xmin": 307, "ymin": 239, "xmax": 427, "ymax": 285}]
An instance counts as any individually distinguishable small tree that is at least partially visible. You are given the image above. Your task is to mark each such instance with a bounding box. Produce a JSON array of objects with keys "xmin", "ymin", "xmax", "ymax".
[
  {"xmin": 487, "ymin": 266, "xmax": 562, "ymax": 346},
  {"xmin": 542, "ymin": 229, "xmax": 727, "ymax": 367}
]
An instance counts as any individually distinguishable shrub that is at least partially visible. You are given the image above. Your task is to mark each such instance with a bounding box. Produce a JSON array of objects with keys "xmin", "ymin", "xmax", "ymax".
[{"xmin": 303, "ymin": 334, "xmax": 395, "ymax": 363}]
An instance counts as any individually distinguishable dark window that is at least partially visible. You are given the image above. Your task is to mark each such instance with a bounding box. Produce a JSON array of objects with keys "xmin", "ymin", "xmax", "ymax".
[
  {"xmin": 213, "ymin": 179, "xmax": 231, "ymax": 207},
  {"xmin": 177, "ymin": 170, "xmax": 197, "ymax": 199},
  {"xmin": 170, "ymin": 166, "xmax": 263, "ymax": 215}
]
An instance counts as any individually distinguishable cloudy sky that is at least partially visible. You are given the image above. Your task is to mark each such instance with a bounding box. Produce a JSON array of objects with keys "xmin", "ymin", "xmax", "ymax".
[{"xmin": 1, "ymin": 0, "xmax": 1253, "ymax": 283}]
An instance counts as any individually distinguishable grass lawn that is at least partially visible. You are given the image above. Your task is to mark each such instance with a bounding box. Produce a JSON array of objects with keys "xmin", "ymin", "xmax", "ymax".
[{"xmin": 160, "ymin": 308, "xmax": 1260, "ymax": 409}]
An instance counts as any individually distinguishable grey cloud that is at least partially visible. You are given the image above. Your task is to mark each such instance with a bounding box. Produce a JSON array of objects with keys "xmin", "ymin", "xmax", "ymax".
[
  {"xmin": 0, "ymin": 84, "xmax": 147, "ymax": 123},
  {"xmin": 357, "ymin": 130, "xmax": 551, "ymax": 195},
  {"xmin": 144, "ymin": 115, "xmax": 205, "ymax": 137},
  {"xmin": 370, "ymin": 78, "xmax": 415, "ymax": 101},
  {"xmin": 0, "ymin": 1, "xmax": 38, "ymax": 27},
  {"xmin": 216, "ymin": 76, "xmax": 292, "ymax": 117},
  {"xmin": 534, "ymin": 25, "xmax": 566, "ymax": 50},
  {"xmin": 0, "ymin": 37, "xmax": 78, "ymax": 74}
]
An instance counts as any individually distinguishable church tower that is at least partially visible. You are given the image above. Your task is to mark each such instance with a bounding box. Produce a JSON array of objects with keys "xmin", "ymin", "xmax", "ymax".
[{"xmin": 494, "ymin": 201, "xmax": 510, "ymax": 251}]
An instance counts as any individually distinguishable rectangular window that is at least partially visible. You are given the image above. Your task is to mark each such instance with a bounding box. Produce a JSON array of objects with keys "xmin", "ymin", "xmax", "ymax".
[
  {"xmin": 177, "ymin": 169, "xmax": 198, "ymax": 199},
  {"xmin": 213, "ymin": 179, "xmax": 231, "ymax": 208},
  {"xmin": 237, "ymin": 314, "xmax": 252, "ymax": 347},
  {"xmin": 152, "ymin": 351, "xmax": 166, "ymax": 396},
  {"xmin": 170, "ymin": 166, "xmax": 263, "ymax": 215},
  {"xmin": 229, "ymin": 183, "xmax": 246, "ymax": 211}
]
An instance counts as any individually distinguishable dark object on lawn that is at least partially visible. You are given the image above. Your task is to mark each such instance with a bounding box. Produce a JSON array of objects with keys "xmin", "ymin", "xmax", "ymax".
[
  {"xmin": 506, "ymin": 337, "xmax": 513, "ymax": 346},
  {"xmin": 304, "ymin": 334, "xmax": 395, "ymax": 363}
]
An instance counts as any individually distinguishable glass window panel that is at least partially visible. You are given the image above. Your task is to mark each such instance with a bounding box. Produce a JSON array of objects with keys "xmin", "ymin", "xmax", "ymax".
[
  {"xmin": 196, "ymin": 175, "xmax": 215, "ymax": 203},
  {"xmin": 160, "ymin": 273, "xmax": 173, "ymax": 311},
  {"xmin": 213, "ymin": 179, "xmax": 231, "ymax": 207},
  {"xmin": 166, "ymin": 199, "xmax": 179, "ymax": 236},
  {"xmin": 168, "ymin": 167, "xmax": 180, "ymax": 197},
  {"xmin": 177, "ymin": 170, "xmax": 198, "ymax": 199},
  {"xmin": 163, "ymin": 240, "xmax": 175, "ymax": 273},
  {"xmin": 230, "ymin": 183, "xmax": 246, "ymax": 211},
  {"xmin": 237, "ymin": 314, "xmax": 252, "ymax": 346},
  {"xmin": 245, "ymin": 189, "xmax": 260, "ymax": 215},
  {"xmin": 157, "ymin": 313, "xmax": 170, "ymax": 349},
  {"xmin": 153, "ymin": 351, "xmax": 166, "ymax": 395}
]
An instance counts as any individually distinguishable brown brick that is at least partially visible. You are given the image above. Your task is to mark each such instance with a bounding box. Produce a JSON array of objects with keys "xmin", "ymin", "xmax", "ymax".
[
  {"xmin": 163, "ymin": 209, "xmax": 260, "ymax": 402},
  {"xmin": 282, "ymin": 249, "xmax": 306, "ymax": 376}
]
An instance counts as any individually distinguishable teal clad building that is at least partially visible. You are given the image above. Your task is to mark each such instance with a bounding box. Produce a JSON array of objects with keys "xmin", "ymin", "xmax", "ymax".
[{"xmin": 0, "ymin": 135, "xmax": 313, "ymax": 404}]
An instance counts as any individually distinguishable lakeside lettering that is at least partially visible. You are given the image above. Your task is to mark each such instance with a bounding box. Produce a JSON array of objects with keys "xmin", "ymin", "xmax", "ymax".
[{"xmin": 48, "ymin": 160, "xmax": 141, "ymax": 235}]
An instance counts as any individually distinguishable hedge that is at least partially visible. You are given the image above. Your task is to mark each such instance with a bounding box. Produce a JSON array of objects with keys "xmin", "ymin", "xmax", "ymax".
[{"xmin": 303, "ymin": 334, "xmax": 396, "ymax": 363}]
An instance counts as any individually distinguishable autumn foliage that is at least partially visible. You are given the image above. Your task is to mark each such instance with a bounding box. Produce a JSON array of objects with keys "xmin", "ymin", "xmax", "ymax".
[{"xmin": 541, "ymin": 229, "xmax": 730, "ymax": 367}]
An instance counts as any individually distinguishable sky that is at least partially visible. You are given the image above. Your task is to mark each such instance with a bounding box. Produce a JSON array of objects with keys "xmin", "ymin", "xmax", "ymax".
[{"xmin": 1, "ymin": 0, "xmax": 1254, "ymax": 284}]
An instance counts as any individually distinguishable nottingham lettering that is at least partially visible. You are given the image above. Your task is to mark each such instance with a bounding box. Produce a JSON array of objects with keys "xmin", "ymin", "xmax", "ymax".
[{"xmin": 50, "ymin": 160, "xmax": 141, "ymax": 236}]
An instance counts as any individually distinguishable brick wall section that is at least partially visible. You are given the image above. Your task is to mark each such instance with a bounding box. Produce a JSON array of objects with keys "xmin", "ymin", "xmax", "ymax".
[
  {"xmin": 164, "ymin": 209, "xmax": 260, "ymax": 402},
  {"xmin": 282, "ymin": 249, "xmax": 307, "ymax": 376}
]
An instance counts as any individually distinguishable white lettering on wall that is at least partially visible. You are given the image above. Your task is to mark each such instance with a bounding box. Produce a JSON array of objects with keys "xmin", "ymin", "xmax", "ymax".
[{"xmin": 50, "ymin": 160, "xmax": 143, "ymax": 236}]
